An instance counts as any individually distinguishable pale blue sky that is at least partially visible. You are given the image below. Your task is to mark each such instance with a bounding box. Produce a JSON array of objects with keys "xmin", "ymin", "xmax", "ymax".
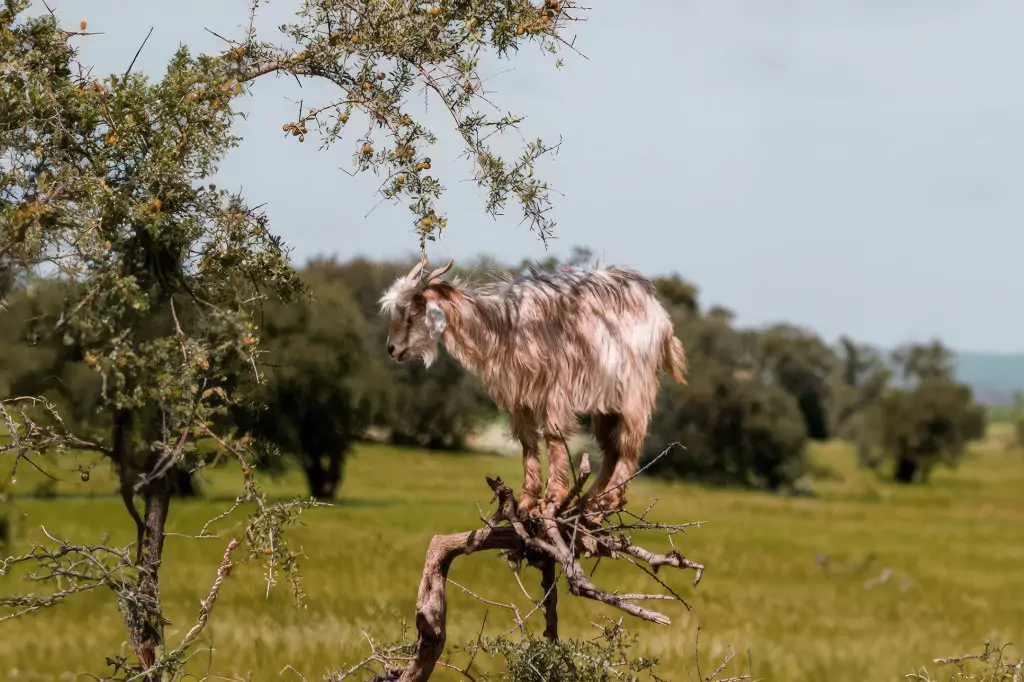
[{"xmin": 28, "ymin": 0, "xmax": 1023, "ymax": 352}]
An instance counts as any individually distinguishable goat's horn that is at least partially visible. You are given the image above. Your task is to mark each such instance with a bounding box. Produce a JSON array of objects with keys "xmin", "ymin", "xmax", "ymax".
[
  {"xmin": 426, "ymin": 259, "xmax": 454, "ymax": 282},
  {"xmin": 405, "ymin": 258, "xmax": 427, "ymax": 283}
]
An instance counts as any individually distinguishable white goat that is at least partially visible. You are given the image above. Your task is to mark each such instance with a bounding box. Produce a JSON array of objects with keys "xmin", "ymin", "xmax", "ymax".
[{"xmin": 379, "ymin": 257, "xmax": 687, "ymax": 520}]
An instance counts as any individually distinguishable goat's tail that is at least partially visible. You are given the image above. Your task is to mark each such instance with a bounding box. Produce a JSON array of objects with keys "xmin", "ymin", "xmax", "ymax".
[{"xmin": 661, "ymin": 334, "xmax": 688, "ymax": 384}]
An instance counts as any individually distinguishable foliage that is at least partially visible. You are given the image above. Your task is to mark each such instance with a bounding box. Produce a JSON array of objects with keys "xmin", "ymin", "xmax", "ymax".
[
  {"xmin": 233, "ymin": 0, "xmax": 586, "ymax": 247},
  {"xmin": 644, "ymin": 280, "xmax": 811, "ymax": 492},
  {"xmin": 907, "ymin": 642, "xmax": 1022, "ymax": 682},
  {"xmin": 881, "ymin": 341, "xmax": 987, "ymax": 483},
  {"xmin": 756, "ymin": 323, "xmax": 836, "ymax": 440},
  {"xmin": 232, "ymin": 262, "xmax": 384, "ymax": 499},
  {"xmin": 882, "ymin": 377, "xmax": 987, "ymax": 483},
  {"xmin": 0, "ymin": 2, "xmax": 310, "ymax": 677},
  {"xmin": 477, "ymin": 624, "xmax": 664, "ymax": 682}
]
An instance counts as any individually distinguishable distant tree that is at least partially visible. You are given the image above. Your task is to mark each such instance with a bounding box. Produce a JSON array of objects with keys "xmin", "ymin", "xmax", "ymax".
[
  {"xmin": 882, "ymin": 340, "xmax": 985, "ymax": 483},
  {"xmin": 643, "ymin": 299, "xmax": 810, "ymax": 492},
  {"xmin": 827, "ymin": 337, "xmax": 892, "ymax": 468},
  {"xmin": 891, "ymin": 339, "xmax": 956, "ymax": 383},
  {"xmin": 653, "ymin": 274, "xmax": 700, "ymax": 317},
  {"xmin": 881, "ymin": 378, "xmax": 987, "ymax": 483},
  {"xmin": 232, "ymin": 265, "xmax": 384, "ymax": 499},
  {"xmin": 755, "ymin": 324, "xmax": 836, "ymax": 440}
]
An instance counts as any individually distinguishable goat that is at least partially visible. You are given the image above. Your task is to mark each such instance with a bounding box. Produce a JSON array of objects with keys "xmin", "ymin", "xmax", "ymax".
[{"xmin": 379, "ymin": 257, "xmax": 687, "ymax": 521}]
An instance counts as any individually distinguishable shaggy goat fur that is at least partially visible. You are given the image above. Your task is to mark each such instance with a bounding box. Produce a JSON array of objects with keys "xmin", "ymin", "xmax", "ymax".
[{"xmin": 379, "ymin": 258, "xmax": 687, "ymax": 519}]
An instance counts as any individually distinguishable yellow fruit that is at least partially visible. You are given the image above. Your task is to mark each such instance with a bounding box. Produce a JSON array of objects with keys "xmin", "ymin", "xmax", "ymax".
[
  {"xmin": 350, "ymin": 35, "xmax": 359, "ymax": 43},
  {"xmin": 340, "ymin": 113, "xmax": 349, "ymax": 123},
  {"xmin": 295, "ymin": 53, "xmax": 306, "ymax": 62},
  {"xmin": 362, "ymin": 144, "xmax": 373, "ymax": 154},
  {"xmin": 396, "ymin": 176, "xmax": 405, "ymax": 184},
  {"xmin": 106, "ymin": 132, "xmax": 118, "ymax": 145},
  {"xmin": 151, "ymin": 198, "xmax": 162, "ymax": 211},
  {"xmin": 421, "ymin": 216, "xmax": 432, "ymax": 227},
  {"xmin": 516, "ymin": 26, "xmax": 525, "ymax": 35},
  {"xmin": 363, "ymin": 81, "xmax": 373, "ymax": 90},
  {"xmin": 427, "ymin": 6, "xmax": 442, "ymax": 16},
  {"xmin": 298, "ymin": 134, "xmax": 305, "ymax": 142},
  {"xmin": 377, "ymin": 72, "xmax": 386, "ymax": 80},
  {"xmin": 79, "ymin": 19, "xmax": 87, "ymax": 30}
]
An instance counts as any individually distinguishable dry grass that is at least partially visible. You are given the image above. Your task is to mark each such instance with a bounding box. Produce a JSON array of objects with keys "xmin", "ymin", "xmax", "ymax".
[{"xmin": 1, "ymin": 436, "xmax": 1023, "ymax": 681}]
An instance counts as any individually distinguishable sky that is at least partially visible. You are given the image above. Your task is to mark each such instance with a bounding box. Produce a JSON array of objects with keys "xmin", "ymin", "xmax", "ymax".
[{"xmin": 26, "ymin": 0, "xmax": 1024, "ymax": 353}]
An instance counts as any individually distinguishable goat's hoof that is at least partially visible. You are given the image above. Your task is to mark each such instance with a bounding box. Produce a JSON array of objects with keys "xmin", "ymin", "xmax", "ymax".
[
  {"xmin": 542, "ymin": 494, "xmax": 568, "ymax": 518},
  {"xmin": 578, "ymin": 499, "xmax": 611, "ymax": 527},
  {"xmin": 517, "ymin": 495, "xmax": 540, "ymax": 520}
]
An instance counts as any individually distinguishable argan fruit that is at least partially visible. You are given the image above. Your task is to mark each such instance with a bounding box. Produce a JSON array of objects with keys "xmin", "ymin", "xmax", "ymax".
[
  {"xmin": 421, "ymin": 216, "xmax": 432, "ymax": 228},
  {"xmin": 362, "ymin": 81, "xmax": 373, "ymax": 90},
  {"xmin": 295, "ymin": 53, "xmax": 306, "ymax": 62},
  {"xmin": 396, "ymin": 176, "xmax": 405, "ymax": 184},
  {"xmin": 516, "ymin": 25, "xmax": 525, "ymax": 35},
  {"xmin": 350, "ymin": 35, "xmax": 359, "ymax": 43},
  {"xmin": 106, "ymin": 132, "xmax": 118, "ymax": 145},
  {"xmin": 80, "ymin": 470, "xmax": 90, "ymax": 482},
  {"xmin": 362, "ymin": 144, "xmax": 373, "ymax": 154},
  {"xmin": 151, "ymin": 198, "xmax": 162, "ymax": 211},
  {"xmin": 79, "ymin": 19, "xmax": 87, "ymax": 30},
  {"xmin": 377, "ymin": 72, "xmax": 386, "ymax": 80},
  {"xmin": 427, "ymin": 6, "xmax": 442, "ymax": 16},
  {"xmin": 298, "ymin": 134, "xmax": 305, "ymax": 142},
  {"xmin": 340, "ymin": 113, "xmax": 350, "ymax": 123}
]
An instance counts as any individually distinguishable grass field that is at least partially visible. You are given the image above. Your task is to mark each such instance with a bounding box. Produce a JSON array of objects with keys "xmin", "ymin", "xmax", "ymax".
[{"xmin": 2, "ymin": 435, "xmax": 1023, "ymax": 681}]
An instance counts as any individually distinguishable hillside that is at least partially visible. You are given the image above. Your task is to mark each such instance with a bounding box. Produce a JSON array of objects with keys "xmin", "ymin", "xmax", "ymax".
[{"xmin": 954, "ymin": 351, "xmax": 1024, "ymax": 404}]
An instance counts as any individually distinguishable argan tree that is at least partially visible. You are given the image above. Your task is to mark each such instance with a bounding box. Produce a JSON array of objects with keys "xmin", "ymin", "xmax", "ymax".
[{"xmin": 1, "ymin": 2, "xmax": 310, "ymax": 678}]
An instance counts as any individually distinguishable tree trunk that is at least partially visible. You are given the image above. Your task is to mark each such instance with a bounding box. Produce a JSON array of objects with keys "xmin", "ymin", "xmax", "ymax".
[
  {"xmin": 856, "ymin": 443, "xmax": 878, "ymax": 470},
  {"xmin": 132, "ymin": 474, "xmax": 172, "ymax": 680},
  {"xmin": 170, "ymin": 467, "xmax": 199, "ymax": 498},
  {"xmin": 893, "ymin": 456, "xmax": 918, "ymax": 484},
  {"xmin": 303, "ymin": 453, "xmax": 343, "ymax": 501}
]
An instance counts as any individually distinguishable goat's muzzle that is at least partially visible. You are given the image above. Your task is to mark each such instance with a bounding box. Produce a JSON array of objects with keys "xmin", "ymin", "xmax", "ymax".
[{"xmin": 386, "ymin": 343, "xmax": 411, "ymax": 363}]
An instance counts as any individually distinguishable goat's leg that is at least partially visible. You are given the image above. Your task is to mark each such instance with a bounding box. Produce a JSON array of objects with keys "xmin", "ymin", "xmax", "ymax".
[
  {"xmin": 599, "ymin": 411, "xmax": 648, "ymax": 514},
  {"xmin": 541, "ymin": 430, "xmax": 572, "ymax": 516},
  {"xmin": 509, "ymin": 410, "xmax": 543, "ymax": 519},
  {"xmin": 578, "ymin": 413, "xmax": 620, "ymax": 523}
]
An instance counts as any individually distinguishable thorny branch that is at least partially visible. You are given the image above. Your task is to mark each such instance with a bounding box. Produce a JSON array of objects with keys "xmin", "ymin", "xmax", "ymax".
[{"xmin": 907, "ymin": 642, "xmax": 1023, "ymax": 682}]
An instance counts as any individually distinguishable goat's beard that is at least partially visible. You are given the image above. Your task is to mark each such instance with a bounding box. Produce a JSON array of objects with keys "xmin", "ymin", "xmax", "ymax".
[{"xmin": 420, "ymin": 345, "xmax": 438, "ymax": 369}]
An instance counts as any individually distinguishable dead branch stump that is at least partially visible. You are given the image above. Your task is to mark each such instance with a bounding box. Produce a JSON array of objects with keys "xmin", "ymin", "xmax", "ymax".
[{"xmin": 395, "ymin": 470, "xmax": 705, "ymax": 682}]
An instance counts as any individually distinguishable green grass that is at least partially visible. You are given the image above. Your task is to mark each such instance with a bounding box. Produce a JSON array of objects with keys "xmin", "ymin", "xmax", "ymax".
[{"xmin": 2, "ymin": 439, "xmax": 1023, "ymax": 681}]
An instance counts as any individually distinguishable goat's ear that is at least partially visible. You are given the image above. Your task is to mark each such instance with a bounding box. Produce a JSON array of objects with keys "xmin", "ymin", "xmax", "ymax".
[{"xmin": 425, "ymin": 299, "xmax": 447, "ymax": 339}]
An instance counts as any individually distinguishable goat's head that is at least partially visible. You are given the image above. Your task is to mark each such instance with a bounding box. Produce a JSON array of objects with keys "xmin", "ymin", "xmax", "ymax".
[{"xmin": 378, "ymin": 257, "xmax": 454, "ymax": 367}]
